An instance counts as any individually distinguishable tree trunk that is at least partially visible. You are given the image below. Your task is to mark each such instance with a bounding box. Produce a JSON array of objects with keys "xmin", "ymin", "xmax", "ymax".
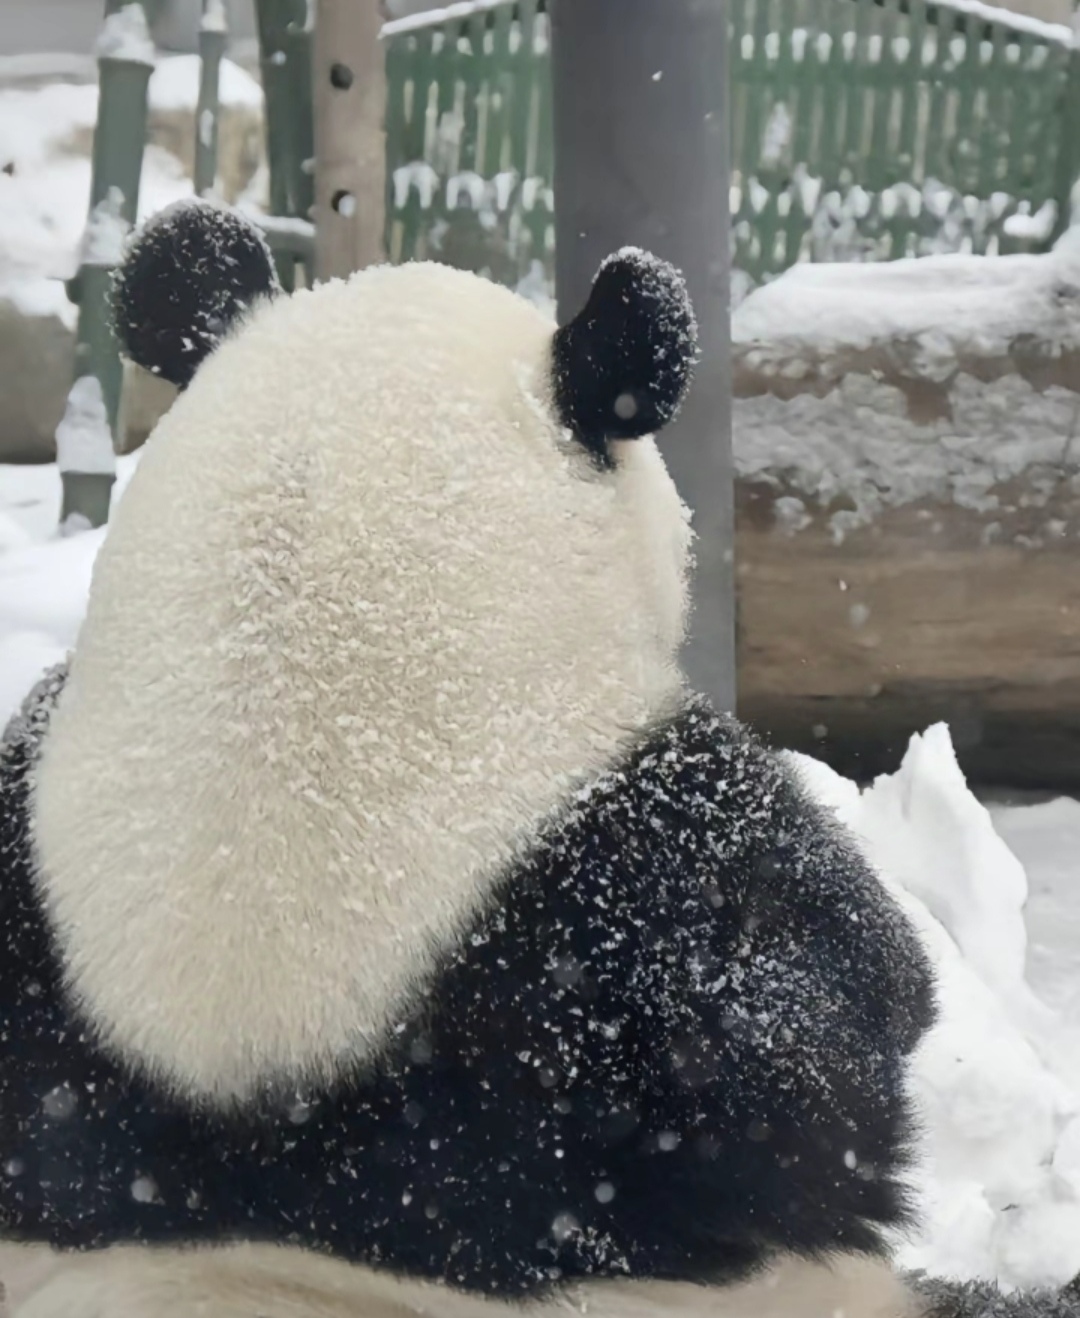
[
  {"xmin": 313, "ymin": 0, "xmax": 387, "ymax": 282},
  {"xmin": 550, "ymin": 0, "xmax": 735, "ymax": 713}
]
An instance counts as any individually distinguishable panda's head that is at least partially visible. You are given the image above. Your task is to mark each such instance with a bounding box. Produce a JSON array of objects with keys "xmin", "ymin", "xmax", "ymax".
[{"xmin": 35, "ymin": 201, "xmax": 697, "ymax": 1102}]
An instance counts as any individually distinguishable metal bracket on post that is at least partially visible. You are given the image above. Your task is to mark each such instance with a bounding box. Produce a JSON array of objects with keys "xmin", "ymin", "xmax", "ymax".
[
  {"xmin": 195, "ymin": 0, "xmax": 228, "ymax": 197},
  {"xmin": 61, "ymin": 0, "xmax": 157, "ymax": 532},
  {"xmin": 550, "ymin": 0, "xmax": 736, "ymax": 712}
]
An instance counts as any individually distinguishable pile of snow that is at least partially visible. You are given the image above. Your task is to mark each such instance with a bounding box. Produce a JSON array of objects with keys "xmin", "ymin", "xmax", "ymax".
[
  {"xmin": 148, "ymin": 54, "xmax": 262, "ymax": 113},
  {"xmin": 789, "ymin": 743, "xmax": 1080, "ymax": 1290},
  {"xmin": 2, "ymin": 459, "xmax": 1080, "ymax": 1293},
  {"xmin": 0, "ymin": 55, "xmax": 265, "ymax": 461},
  {"xmin": 0, "ymin": 53, "xmax": 262, "ymax": 295}
]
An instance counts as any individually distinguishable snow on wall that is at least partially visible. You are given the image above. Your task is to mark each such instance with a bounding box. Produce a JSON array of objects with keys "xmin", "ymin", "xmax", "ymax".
[
  {"xmin": 733, "ymin": 231, "xmax": 1080, "ymax": 541},
  {"xmin": 736, "ymin": 232, "xmax": 1080, "ymax": 365},
  {"xmin": 735, "ymin": 373, "xmax": 1080, "ymax": 542}
]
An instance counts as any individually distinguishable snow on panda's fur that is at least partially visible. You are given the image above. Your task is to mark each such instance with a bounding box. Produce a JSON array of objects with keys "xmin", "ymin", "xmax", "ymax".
[{"xmin": 0, "ymin": 200, "xmax": 1049, "ymax": 1318}]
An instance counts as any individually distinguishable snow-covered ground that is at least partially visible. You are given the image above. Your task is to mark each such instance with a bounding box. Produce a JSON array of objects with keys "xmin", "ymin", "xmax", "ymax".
[
  {"xmin": 0, "ymin": 51, "xmax": 262, "ymax": 321},
  {"xmin": 1, "ymin": 457, "xmax": 1080, "ymax": 1294}
]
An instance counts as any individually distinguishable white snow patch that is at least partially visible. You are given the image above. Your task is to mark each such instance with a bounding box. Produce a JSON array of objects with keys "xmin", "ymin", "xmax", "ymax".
[
  {"xmin": 734, "ymin": 371, "xmax": 1080, "ymax": 540},
  {"xmin": 200, "ymin": 0, "xmax": 229, "ymax": 34},
  {"xmin": 1003, "ymin": 199, "xmax": 1059, "ymax": 243},
  {"xmin": 94, "ymin": 4, "xmax": 156, "ymax": 67},
  {"xmin": 922, "ymin": 0, "xmax": 1072, "ymax": 48},
  {"xmin": 54, "ymin": 376, "xmax": 116, "ymax": 477},
  {"xmin": 735, "ymin": 234, "xmax": 1080, "ymax": 364},
  {"xmin": 393, "ymin": 161, "xmax": 440, "ymax": 210},
  {"xmin": 149, "ymin": 55, "xmax": 263, "ymax": 112},
  {"xmin": 0, "ymin": 453, "xmax": 140, "ymax": 719},
  {"xmin": 0, "ymin": 77, "xmax": 194, "ymax": 292},
  {"xmin": 2, "ymin": 278, "xmax": 78, "ymax": 332},
  {"xmin": 79, "ymin": 186, "xmax": 130, "ymax": 267},
  {"xmin": 381, "ymin": 0, "xmax": 515, "ymax": 39}
]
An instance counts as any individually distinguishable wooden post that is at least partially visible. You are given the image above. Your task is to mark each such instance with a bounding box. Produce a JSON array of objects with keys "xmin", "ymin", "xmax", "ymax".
[
  {"xmin": 312, "ymin": 0, "xmax": 387, "ymax": 281},
  {"xmin": 550, "ymin": 0, "xmax": 736, "ymax": 712}
]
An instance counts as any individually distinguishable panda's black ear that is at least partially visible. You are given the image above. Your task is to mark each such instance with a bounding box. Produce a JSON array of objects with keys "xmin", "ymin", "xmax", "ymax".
[
  {"xmin": 111, "ymin": 199, "xmax": 280, "ymax": 390},
  {"xmin": 552, "ymin": 248, "xmax": 697, "ymax": 458}
]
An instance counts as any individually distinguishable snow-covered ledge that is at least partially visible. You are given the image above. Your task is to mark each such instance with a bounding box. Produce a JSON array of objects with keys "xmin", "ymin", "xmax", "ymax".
[{"xmin": 732, "ymin": 235, "xmax": 1080, "ymax": 790}]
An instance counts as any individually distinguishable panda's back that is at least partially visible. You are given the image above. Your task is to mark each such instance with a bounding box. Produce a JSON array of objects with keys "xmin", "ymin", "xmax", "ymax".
[{"xmin": 0, "ymin": 674, "xmax": 934, "ymax": 1299}]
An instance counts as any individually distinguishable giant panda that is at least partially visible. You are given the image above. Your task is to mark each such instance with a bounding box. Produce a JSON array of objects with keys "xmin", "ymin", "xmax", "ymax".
[{"xmin": 0, "ymin": 200, "xmax": 1070, "ymax": 1318}]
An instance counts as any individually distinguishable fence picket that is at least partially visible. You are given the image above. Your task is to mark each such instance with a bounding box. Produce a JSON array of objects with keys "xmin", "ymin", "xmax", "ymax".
[{"xmin": 383, "ymin": 0, "xmax": 1074, "ymax": 291}]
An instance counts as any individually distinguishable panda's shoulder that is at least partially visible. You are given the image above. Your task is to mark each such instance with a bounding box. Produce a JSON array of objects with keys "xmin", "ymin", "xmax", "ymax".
[
  {"xmin": 556, "ymin": 695, "xmax": 860, "ymax": 903},
  {"xmin": 1, "ymin": 662, "xmax": 69, "ymax": 838},
  {"xmin": 520, "ymin": 696, "xmax": 935, "ymax": 1045},
  {"xmin": 1, "ymin": 663, "xmax": 68, "ymax": 776}
]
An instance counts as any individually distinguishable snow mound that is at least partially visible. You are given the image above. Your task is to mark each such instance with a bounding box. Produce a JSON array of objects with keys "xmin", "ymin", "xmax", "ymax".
[
  {"xmin": 149, "ymin": 55, "xmax": 263, "ymax": 113},
  {"xmin": 790, "ymin": 738, "xmax": 1080, "ymax": 1291},
  {"xmin": 0, "ymin": 54, "xmax": 261, "ymax": 292}
]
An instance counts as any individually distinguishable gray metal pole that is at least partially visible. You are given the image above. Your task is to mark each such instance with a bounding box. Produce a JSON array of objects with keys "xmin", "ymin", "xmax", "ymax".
[{"xmin": 551, "ymin": 0, "xmax": 735, "ymax": 714}]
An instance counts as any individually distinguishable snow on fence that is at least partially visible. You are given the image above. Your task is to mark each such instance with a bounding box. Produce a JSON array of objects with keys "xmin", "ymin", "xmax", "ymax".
[{"xmin": 382, "ymin": 0, "xmax": 1080, "ymax": 295}]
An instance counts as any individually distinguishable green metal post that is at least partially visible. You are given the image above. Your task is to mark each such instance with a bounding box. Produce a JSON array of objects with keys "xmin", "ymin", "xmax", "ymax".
[
  {"xmin": 255, "ymin": 0, "xmax": 315, "ymax": 290},
  {"xmin": 61, "ymin": 0, "xmax": 158, "ymax": 531},
  {"xmin": 1050, "ymin": 3, "xmax": 1080, "ymax": 245},
  {"xmin": 195, "ymin": 0, "xmax": 228, "ymax": 197}
]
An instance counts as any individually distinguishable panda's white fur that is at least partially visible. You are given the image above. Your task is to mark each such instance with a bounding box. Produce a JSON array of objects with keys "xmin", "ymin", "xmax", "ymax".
[
  {"xmin": 34, "ymin": 262, "xmax": 692, "ymax": 1105},
  {"xmin": 0, "ymin": 1240, "xmax": 913, "ymax": 1318}
]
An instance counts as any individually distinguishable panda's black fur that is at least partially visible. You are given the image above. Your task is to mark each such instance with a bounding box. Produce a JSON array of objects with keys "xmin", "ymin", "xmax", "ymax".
[{"xmin": 0, "ymin": 665, "xmax": 932, "ymax": 1297}]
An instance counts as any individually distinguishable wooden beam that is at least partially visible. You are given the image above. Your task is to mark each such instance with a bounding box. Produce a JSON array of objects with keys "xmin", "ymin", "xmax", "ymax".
[
  {"xmin": 551, "ymin": 0, "xmax": 736, "ymax": 713},
  {"xmin": 312, "ymin": 0, "xmax": 387, "ymax": 281}
]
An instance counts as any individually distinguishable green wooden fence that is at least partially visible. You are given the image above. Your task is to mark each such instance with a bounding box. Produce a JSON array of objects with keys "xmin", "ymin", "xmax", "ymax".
[{"xmin": 383, "ymin": 0, "xmax": 1079, "ymax": 294}]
